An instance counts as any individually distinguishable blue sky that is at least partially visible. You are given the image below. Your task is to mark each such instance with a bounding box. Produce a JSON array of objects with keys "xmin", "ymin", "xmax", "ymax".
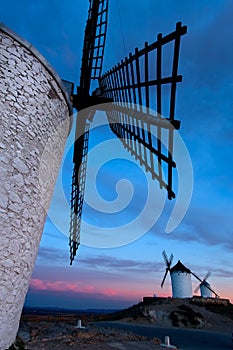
[{"xmin": 1, "ymin": 0, "xmax": 233, "ymax": 308}]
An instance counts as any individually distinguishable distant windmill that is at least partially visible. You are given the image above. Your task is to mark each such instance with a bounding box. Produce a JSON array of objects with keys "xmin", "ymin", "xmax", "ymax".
[
  {"xmin": 192, "ymin": 271, "xmax": 219, "ymax": 298},
  {"xmin": 64, "ymin": 0, "xmax": 187, "ymax": 264},
  {"xmin": 161, "ymin": 251, "xmax": 192, "ymax": 298}
]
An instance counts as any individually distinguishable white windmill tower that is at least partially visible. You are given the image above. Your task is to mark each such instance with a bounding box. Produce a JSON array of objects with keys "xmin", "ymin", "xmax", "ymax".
[
  {"xmin": 161, "ymin": 251, "xmax": 193, "ymax": 298},
  {"xmin": 200, "ymin": 281, "xmax": 212, "ymax": 298},
  {"xmin": 192, "ymin": 271, "xmax": 220, "ymax": 298}
]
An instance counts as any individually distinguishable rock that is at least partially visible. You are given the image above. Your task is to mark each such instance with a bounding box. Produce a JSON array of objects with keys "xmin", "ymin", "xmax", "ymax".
[
  {"xmin": 22, "ymin": 208, "xmax": 30, "ymax": 219},
  {"xmin": 15, "ymin": 321, "xmax": 161, "ymax": 350},
  {"xmin": 17, "ymin": 329, "xmax": 31, "ymax": 343},
  {"xmin": 11, "ymin": 173, "xmax": 24, "ymax": 187},
  {"xmin": 0, "ymin": 195, "xmax": 8, "ymax": 208},
  {"xmin": 18, "ymin": 115, "xmax": 30, "ymax": 125},
  {"xmin": 8, "ymin": 203, "xmax": 22, "ymax": 213},
  {"xmin": 9, "ymin": 192, "xmax": 22, "ymax": 204},
  {"xmin": 12, "ymin": 157, "xmax": 29, "ymax": 174},
  {"xmin": 2, "ymin": 259, "xmax": 14, "ymax": 268}
]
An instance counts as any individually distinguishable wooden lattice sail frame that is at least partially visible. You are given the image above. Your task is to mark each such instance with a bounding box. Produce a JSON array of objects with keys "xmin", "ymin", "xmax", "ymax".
[{"xmin": 68, "ymin": 0, "xmax": 187, "ymax": 264}]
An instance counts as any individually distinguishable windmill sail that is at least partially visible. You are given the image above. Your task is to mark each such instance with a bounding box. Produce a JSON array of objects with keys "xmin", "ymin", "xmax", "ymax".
[
  {"xmin": 161, "ymin": 250, "xmax": 174, "ymax": 287},
  {"xmin": 69, "ymin": 0, "xmax": 187, "ymax": 264},
  {"xmin": 99, "ymin": 22, "xmax": 187, "ymax": 199},
  {"xmin": 79, "ymin": 0, "xmax": 109, "ymax": 101},
  {"xmin": 69, "ymin": 0, "xmax": 109, "ymax": 265}
]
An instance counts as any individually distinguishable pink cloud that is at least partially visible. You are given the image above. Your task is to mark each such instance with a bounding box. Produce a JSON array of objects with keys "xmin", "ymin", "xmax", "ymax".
[
  {"xmin": 30, "ymin": 278, "xmax": 120, "ymax": 296},
  {"xmin": 29, "ymin": 278, "xmax": 153, "ymax": 301},
  {"xmin": 30, "ymin": 279, "xmax": 95, "ymax": 294},
  {"xmin": 103, "ymin": 289, "xmax": 117, "ymax": 296}
]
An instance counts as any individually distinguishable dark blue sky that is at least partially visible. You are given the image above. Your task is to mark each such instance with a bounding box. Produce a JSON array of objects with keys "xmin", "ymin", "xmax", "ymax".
[{"xmin": 1, "ymin": 0, "xmax": 233, "ymax": 308}]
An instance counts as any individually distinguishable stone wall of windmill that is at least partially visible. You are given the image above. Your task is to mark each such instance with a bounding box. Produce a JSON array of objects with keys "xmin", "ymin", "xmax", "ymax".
[
  {"xmin": 170, "ymin": 261, "xmax": 193, "ymax": 298},
  {"xmin": 0, "ymin": 24, "xmax": 72, "ymax": 350}
]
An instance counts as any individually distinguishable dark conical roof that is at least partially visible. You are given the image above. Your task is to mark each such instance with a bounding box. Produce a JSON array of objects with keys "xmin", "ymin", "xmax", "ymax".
[{"xmin": 170, "ymin": 260, "xmax": 191, "ymax": 273}]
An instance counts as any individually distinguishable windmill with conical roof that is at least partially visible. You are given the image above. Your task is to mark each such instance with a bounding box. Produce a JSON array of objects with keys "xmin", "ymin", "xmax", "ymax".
[{"xmin": 161, "ymin": 251, "xmax": 192, "ymax": 298}]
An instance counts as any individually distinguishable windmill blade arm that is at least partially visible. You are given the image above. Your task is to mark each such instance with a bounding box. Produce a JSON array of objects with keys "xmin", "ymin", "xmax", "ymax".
[
  {"xmin": 191, "ymin": 271, "xmax": 203, "ymax": 284},
  {"xmin": 203, "ymin": 271, "xmax": 211, "ymax": 281},
  {"xmin": 69, "ymin": 0, "xmax": 109, "ymax": 264},
  {"xmin": 194, "ymin": 285, "xmax": 200, "ymax": 294},
  {"xmin": 69, "ymin": 122, "xmax": 90, "ymax": 264},
  {"xmin": 79, "ymin": 0, "xmax": 109, "ymax": 95},
  {"xmin": 162, "ymin": 250, "xmax": 169, "ymax": 265},
  {"xmin": 204, "ymin": 284, "xmax": 220, "ymax": 298},
  {"xmin": 161, "ymin": 268, "xmax": 169, "ymax": 288},
  {"xmin": 170, "ymin": 253, "xmax": 174, "ymax": 266}
]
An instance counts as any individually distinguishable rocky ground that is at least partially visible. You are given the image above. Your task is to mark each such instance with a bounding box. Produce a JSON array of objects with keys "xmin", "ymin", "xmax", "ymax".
[
  {"xmin": 10, "ymin": 297, "xmax": 233, "ymax": 350},
  {"xmin": 109, "ymin": 297, "xmax": 233, "ymax": 332},
  {"xmin": 14, "ymin": 321, "xmax": 162, "ymax": 350}
]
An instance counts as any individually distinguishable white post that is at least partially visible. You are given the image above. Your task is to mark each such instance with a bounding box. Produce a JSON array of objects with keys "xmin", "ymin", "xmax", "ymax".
[
  {"xmin": 76, "ymin": 320, "xmax": 85, "ymax": 329},
  {"xmin": 161, "ymin": 335, "xmax": 177, "ymax": 348},
  {"xmin": 164, "ymin": 336, "xmax": 171, "ymax": 346}
]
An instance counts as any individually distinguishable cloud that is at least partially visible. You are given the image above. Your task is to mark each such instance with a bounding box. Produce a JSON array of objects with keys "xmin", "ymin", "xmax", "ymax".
[
  {"xmin": 37, "ymin": 246, "xmax": 162, "ymax": 274},
  {"xmin": 27, "ymin": 263, "xmax": 155, "ymax": 307},
  {"xmin": 183, "ymin": 261, "xmax": 233, "ymax": 280},
  {"xmin": 29, "ymin": 278, "xmax": 124, "ymax": 299},
  {"xmin": 149, "ymin": 203, "xmax": 233, "ymax": 254},
  {"xmin": 37, "ymin": 246, "xmax": 68, "ymax": 264},
  {"xmin": 31, "ymin": 254, "xmax": 161, "ymax": 303},
  {"xmin": 78, "ymin": 255, "xmax": 162, "ymax": 273},
  {"xmin": 178, "ymin": 208, "xmax": 233, "ymax": 250},
  {"xmin": 28, "ymin": 275, "xmax": 152, "ymax": 304},
  {"xmin": 29, "ymin": 278, "xmax": 95, "ymax": 294}
]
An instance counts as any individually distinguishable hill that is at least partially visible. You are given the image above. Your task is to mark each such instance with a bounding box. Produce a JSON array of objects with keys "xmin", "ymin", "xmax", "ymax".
[{"xmin": 106, "ymin": 296, "xmax": 233, "ymax": 332}]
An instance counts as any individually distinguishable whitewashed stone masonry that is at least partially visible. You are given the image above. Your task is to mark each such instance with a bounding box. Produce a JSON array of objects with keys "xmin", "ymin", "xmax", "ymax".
[{"xmin": 0, "ymin": 23, "xmax": 72, "ymax": 349}]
